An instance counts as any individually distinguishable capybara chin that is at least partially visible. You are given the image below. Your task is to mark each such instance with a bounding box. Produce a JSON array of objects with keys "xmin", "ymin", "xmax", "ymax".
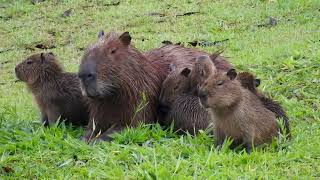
[
  {"xmin": 78, "ymin": 31, "xmax": 162, "ymax": 142},
  {"xmin": 15, "ymin": 52, "xmax": 89, "ymax": 126},
  {"xmin": 195, "ymin": 55, "xmax": 279, "ymax": 153},
  {"xmin": 236, "ymin": 72, "xmax": 291, "ymax": 138}
]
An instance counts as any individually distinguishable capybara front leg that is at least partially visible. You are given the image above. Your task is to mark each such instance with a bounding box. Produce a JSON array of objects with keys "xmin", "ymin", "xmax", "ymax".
[{"xmin": 96, "ymin": 126, "xmax": 125, "ymax": 142}]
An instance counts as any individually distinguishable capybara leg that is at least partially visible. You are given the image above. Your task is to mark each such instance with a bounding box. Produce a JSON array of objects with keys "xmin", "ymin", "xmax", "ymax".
[
  {"xmin": 214, "ymin": 129, "xmax": 225, "ymax": 150},
  {"xmin": 81, "ymin": 129, "xmax": 94, "ymax": 142},
  {"xmin": 81, "ymin": 118, "xmax": 97, "ymax": 142},
  {"xmin": 41, "ymin": 113, "xmax": 49, "ymax": 127},
  {"xmin": 245, "ymin": 143, "xmax": 252, "ymax": 154},
  {"xmin": 39, "ymin": 107, "xmax": 49, "ymax": 127},
  {"xmin": 96, "ymin": 126, "xmax": 125, "ymax": 142},
  {"xmin": 46, "ymin": 108, "xmax": 61, "ymax": 126}
]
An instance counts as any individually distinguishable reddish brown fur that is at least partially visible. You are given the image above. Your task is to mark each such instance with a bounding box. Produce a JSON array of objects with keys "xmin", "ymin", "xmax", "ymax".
[
  {"xmin": 236, "ymin": 72, "xmax": 260, "ymax": 94},
  {"xmin": 145, "ymin": 44, "xmax": 232, "ymax": 84},
  {"xmin": 145, "ymin": 44, "xmax": 232, "ymax": 132},
  {"xmin": 196, "ymin": 56, "xmax": 279, "ymax": 152},
  {"xmin": 15, "ymin": 52, "xmax": 89, "ymax": 126},
  {"xmin": 79, "ymin": 31, "xmax": 162, "ymax": 142},
  {"xmin": 237, "ymin": 72, "xmax": 291, "ymax": 137}
]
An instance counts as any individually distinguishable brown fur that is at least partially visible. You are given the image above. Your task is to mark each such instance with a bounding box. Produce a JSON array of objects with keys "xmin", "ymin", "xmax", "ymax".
[
  {"xmin": 237, "ymin": 72, "xmax": 291, "ymax": 137},
  {"xmin": 15, "ymin": 52, "xmax": 89, "ymax": 126},
  {"xmin": 145, "ymin": 44, "xmax": 232, "ymax": 133},
  {"xmin": 78, "ymin": 31, "xmax": 162, "ymax": 142},
  {"xmin": 196, "ymin": 56, "xmax": 279, "ymax": 152},
  {"xmin": 145, "ymin": 44, "xmax": 232, "ymax": 83},
  {"xmin": 157, "ymin": 67, "xmax": 212, "ymax": 135},
  {"xmin": 163, "ymin": 94, "xmax": 212, "ymax": 135}
]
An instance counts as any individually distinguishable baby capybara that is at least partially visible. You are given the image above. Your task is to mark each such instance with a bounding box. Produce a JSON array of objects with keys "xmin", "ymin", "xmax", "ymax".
[
  {"xmin": 196, "ymin": 55, "xmax": 279, "ymax": 153},
  {"xmin": 15, "ymin": 52, "xmax": 89, "ymax": 126},
  {"xmin": 78, "ymin": 31, "xmax": 162, "ymax": 142},
  {"xmin": 145, "ymin": 44, "xmax": 233, "ymax": 133},
  {"xmin": 237, "ymin": 72, "xmax": 291, "ymax": 137},
  {"xmin": 158, "ymin": 65, "xmax": 212, "ymax": 135}
]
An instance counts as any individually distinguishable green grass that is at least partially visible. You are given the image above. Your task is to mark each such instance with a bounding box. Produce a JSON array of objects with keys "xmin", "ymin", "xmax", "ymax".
[{"xmin": 1, "ymin": 0, "xmax": 320, "ymax": 178}]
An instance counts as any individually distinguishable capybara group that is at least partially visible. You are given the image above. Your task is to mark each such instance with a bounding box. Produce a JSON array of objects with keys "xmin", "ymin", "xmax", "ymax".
[
  {"xmin": 78, "ymin": 31, "xmax": 163, "ymax": 142},
  {"xmin": 15, "ymin": 52, "xmax": 89, "ymax": 126},
  {"xmin": 195, "ymin": 55, "xmax": 279, "ymax": 153},
  {"xmin": 14, "ymin": 30, "xmax": 290, "ymax": 152},
  {"xmin": 146, "ymin": 43, "xmax": 233, "ymax": 134}
]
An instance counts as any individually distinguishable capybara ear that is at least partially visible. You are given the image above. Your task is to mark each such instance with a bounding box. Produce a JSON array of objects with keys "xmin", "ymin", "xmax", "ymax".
[
  {"xmin": 48, "ymin": 52, "xmax": 55, "ymax": 57},
  {"xmin": 119, "ymin": 32, "xmax": 131, "ymax": 46},
  {"xmin": 254, "ymin": 78, "xmax": 261, "ymax": 87},
  {"xmin": 226, "ymin": 69, "xmax": 237, "ymax": 80},
  {"xmin": 196, "ymin": 55, "xmax": 216, "ymax": 79},
  {"xmin": 180, "ymin": 67, "xmax": 191, "ymax": 77},
  {"xmin": 210, "ymin": 49, "xmax": 224, "ymax": 60},
  {"xmin": 40, "ymin": 53, "xmax": 45, "ymax": 63},
  {"xmin": 98, "ymin": 30, "xmax": 105, "ymax": 39},
  {"xmin": 162, "ymin": 40, "xmax": 173, "ymax": 45},
  {"xmin": 169, "ymin": 63, "xmax": 176, "ymax": 72}
]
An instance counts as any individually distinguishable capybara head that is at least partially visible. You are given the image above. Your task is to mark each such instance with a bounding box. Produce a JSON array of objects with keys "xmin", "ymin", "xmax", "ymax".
[
  {"xmin": 196, "ymin": 56, "xmax": 241, "ymax": 109},
  {"xmin": 78, "ymin": 31, "xmax": 134, "ymax": 98},
  {"xmin": 236, "ymin": 72, "xmax": 260, "ymax": 94},
  {"xmin": 190, "ymin": 55, "xmax": 218, "ymax": 92},
  {"xmin": 158, "ymin": 64, "xmax": 192, "ymax": 110},
  {"xmin": 15, "ymin": 52, "xmax": 62, "ymax": 84}
]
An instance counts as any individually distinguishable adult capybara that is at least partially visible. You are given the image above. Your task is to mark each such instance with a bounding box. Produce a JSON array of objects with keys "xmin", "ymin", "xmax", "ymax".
[
  {"xmin": 237, "ymin": 72, "xmax": 291, "ymax": 138},
  {"xmin": 78, "ymin": 31, "xmax": 163, "ymax": 142},
  {"xmin": 144, "ymin": 44, "xmax": 231, "ymax": 83},
  {"xmin": 196, "ymin": 56, "xmax": 279, "ymax": 153},
  {"xmin": 15, "ymin": 52, "xmax": 89, "ymax": 126}
]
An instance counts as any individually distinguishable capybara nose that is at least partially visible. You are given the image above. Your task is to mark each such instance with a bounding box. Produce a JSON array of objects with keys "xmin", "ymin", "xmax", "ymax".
[
  {"xmin": 84, "ymin": 73, "xmax": 95, "ymax": 81},
  {"xmin": 198, "ymin": 90, "xmax": 207, "ymax": 101},
  {"xmin": 79, "ymin": 72, "xmax": 96, "ymax": 83}
]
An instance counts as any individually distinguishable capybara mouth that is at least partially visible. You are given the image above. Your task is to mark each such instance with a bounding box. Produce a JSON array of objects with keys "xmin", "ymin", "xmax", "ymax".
[
  {"xmin": 199, "ymin": 99, "xmax": 209, "ymax": 109},
  {"xmin": 14, "ymin": 68, "xmax": 21, "ymax": 80},
  {"xmin": 83, "ymin": 87, "xmax": 100, "ymax": 98},
  {"xmin": 85, "ymin": 89, "xmax": 115, "ymax": 100},
  {"xmin": 14, "ymin": 71, "xmax": 23, "ymax": 82}
]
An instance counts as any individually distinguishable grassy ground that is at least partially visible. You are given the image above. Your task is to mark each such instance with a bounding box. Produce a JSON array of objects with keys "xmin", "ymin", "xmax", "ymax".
[{"xmin": 0, "ymin": 0, "xmax": 319, "ymax": 178}]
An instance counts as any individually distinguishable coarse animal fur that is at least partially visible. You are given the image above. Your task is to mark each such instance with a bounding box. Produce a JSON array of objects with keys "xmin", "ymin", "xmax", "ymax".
[
  {"xmin": 196, "ymin": 55, "xmax": 279, "ymax": 152},
  {"xmin": 78, "ymin": 31, "xmax": 162, "ymax": 142},
  {"xmin": 145, "ymin": 44, "xmax": 232, "ymax": 133},
  {"xmin": 237, "ymin": 72, "xmax": 291, "ymax": 137},
  {"xmin": 15, "ymin": 52, "xmax": 89, "ymax": 126}
]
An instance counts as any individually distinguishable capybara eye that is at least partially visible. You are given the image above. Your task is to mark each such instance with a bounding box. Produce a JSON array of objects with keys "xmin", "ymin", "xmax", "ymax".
[
  {"xmin": 217, "ymin": 80, "xmax": 224, "ymax": 86},
  {"xmin": 26, "ymin": 60, "xmax": 33, "ymax": 65},
  {"xmin": 111, "ymin": 48, "xmax": 117, "ymax": 54}
]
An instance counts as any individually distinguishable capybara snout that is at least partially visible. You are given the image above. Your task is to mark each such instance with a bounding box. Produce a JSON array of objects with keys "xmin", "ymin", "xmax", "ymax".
[{"xmin": 78, "ymin": 60, "xmax": 99, "ymax": 97}]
